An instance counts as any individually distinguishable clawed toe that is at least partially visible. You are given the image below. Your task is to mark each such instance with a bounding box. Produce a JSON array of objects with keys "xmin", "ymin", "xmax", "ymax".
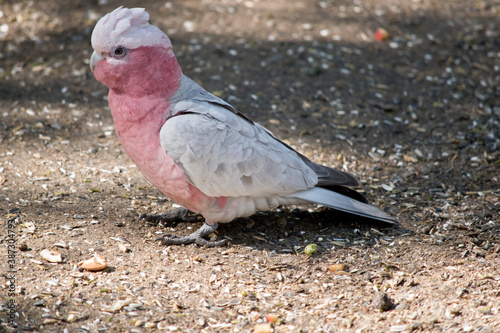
[
  {"xmin": 139, "ymin": 207, "xmax": 201, "ymax": 227},
  {"xmin": 140, "ymin": 208, "xmax": 226, "ymax": 247},
  {"xmin": 155, "ymin": 234, "xmax": 228, "ymax": 247},
  {"xmin": 154, "ymin": 222, "xmax": 227, "ymax": 247},
  {"xmin": 139, "ymin": 213, "xmax": 163, "ymax": 226}
]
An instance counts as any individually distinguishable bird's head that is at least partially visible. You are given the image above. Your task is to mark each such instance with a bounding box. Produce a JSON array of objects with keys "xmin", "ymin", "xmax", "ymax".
[{"xmin": 90, "ymin": 7, "xmax": 181, "ymax": 96}]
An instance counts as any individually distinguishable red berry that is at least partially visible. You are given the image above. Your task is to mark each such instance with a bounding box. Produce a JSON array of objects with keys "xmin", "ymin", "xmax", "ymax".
[{"xmin": 375, "ymin": 28, "xmax": 389, "ymax": 41}]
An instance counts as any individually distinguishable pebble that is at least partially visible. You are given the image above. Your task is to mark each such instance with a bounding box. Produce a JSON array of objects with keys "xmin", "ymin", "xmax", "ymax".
[
  {"xmin": 254, "ymin": 323, "xmax": 272, "ymax": 333},
  {"xmin": 78, "ymin": 254, "xmax": 107, "ymax": 271},
  {"xmin": 373, "ymin": 292, "xmax": 393, "ymax": 312},
  {"xmin": 40, "ymin": 249, "xmax": 62, "ymax": 263},
  {"xmin": 329, "ymin": 264, "xmax": 346, "ymax": 273},
  {"xmin": 18, "ymin": 240, "xmax": 29, "ymax": 251},
  {"xmin": 118, "ymin": 243, "xmax": 132, "ymax": 253}
]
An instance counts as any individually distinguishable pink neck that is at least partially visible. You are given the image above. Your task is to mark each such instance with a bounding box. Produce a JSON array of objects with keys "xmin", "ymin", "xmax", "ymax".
[
  {"xmin": 109, "ymin": 95, "xmax": 170, "ymax": 137},
  {"xmin": 98, "ymin": 46, "xmax": 182, "ymax": 134}
]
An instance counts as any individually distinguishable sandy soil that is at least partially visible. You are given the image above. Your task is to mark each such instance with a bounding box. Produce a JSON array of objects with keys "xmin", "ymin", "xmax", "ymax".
[{"xmin": 0, "ymin": 0, "xmax": 499, "ymax": 332}]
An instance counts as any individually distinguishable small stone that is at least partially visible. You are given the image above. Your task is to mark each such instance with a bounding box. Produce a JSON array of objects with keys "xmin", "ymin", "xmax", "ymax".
[
  {"xmin": 195, "ymin": 318, "xmax": 206, "ymax": 326},
  {"xmin": 40, "ymin": 249, "xmax": 62, "ymax": 263},
  {"xmin": 18, "ymin": 240, "xmax": 29, "ymax": 251},
  {"xmin": 445, "ymin": 305, "xmax": 462, "ymax": 318},
  {"xmin": 78, "ymin": 254, "xmax": 107, "ymax": 271},
  {"xmin": 254, "ymin": 323, "xmax": 272, "ymax": 333},
  {"xmin": 372, "ymin": 292, "xmax": 393, "ymax": 312},
  {"xmin": 329, "ymin": 264, "xmax": 346, "ymax": 273},
  {"xmin": 118, "ymin": 243, "xmax": 132, "ymax": 253},
  {"xmin": 277, "ymin": 217, "xmax": 287, "ymax": 228},
  {"xmin": 183, "ymin": 21, "xmax": 195, "ymax": 32}
]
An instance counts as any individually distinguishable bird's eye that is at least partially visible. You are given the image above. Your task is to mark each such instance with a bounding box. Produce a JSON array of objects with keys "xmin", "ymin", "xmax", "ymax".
[{"xmin": 112, "ymin": 46, "xmax": 128, "ymax": 59}]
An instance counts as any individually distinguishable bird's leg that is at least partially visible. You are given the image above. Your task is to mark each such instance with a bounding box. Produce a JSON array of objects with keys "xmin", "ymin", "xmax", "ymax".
[
  {"xmin": 139, "ymin": 207, "xmax": 201, "ymax": 227},
  {"xmin": 140, "ymin": 208, "xmax": 228, "ymax": 247},
  {"xmin": 155, "ymin": 222, "xmax": 228, "ymax": 247}
]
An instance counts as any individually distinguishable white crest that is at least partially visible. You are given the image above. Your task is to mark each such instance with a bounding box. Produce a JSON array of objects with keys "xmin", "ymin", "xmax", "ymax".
[{"xmin": 91, "ymin": 7, "xmax": 172, "ymax": 53}]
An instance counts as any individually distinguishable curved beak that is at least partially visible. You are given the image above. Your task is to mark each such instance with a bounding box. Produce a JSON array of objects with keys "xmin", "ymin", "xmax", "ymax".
[{"xmin": 90, "ymin": 51, "xmax": 103, "ymax": 73}]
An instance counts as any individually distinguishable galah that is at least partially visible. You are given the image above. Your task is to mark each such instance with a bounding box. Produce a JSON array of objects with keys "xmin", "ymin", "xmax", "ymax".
[{"xmin": 90, "ymin": 7, "xmax": 396, "ymax": 246}]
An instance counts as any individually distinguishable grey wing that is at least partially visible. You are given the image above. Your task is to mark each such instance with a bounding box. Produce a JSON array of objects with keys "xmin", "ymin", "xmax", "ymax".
[
  {"xmin": 170, "ymin": 75, "xmax": 235, "ymax": 109},
  {"xmin": 170, "ymin": 75, "xmax": 359, "ymax": 188},
  {"xmin": 160, "ymin": 101, "xmax": 318, "ymax": 198}
]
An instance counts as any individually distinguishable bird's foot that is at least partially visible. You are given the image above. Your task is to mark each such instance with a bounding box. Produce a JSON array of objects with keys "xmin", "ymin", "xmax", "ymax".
[
  {"xmin": 139, "ymin": 207, "xmax": 201, "ymax": 227},
  {"xmin": 155, "ymin": 222, "xmax": 228, "ymax": 247}
]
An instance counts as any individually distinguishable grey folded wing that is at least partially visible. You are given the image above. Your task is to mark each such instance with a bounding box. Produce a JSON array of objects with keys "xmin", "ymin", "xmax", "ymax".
[{"xmin": 160, "ymin": 99, "xmax": 319, "ymax": 198}]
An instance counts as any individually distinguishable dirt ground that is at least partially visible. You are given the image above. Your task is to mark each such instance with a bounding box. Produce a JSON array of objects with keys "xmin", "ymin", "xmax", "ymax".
[{"xmin": 0, "ymin": 0, "xmax": 499, "ymax": 332}]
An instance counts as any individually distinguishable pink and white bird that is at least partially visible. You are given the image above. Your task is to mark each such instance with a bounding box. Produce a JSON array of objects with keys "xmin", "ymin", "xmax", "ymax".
[{"xmin": 90, "ymin": 7, "xmax": 396, "ymax": 246}]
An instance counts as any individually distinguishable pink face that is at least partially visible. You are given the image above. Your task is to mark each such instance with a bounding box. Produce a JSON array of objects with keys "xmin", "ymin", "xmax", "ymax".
[{"xmin": 91, "ymin": 45, "xmax": 181, "ymax": 98}]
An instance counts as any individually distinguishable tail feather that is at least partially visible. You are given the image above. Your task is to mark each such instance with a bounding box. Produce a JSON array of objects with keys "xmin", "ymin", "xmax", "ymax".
[{"xmin": 291, "ymin": 187, "xmax": 396, "ymax": 224}]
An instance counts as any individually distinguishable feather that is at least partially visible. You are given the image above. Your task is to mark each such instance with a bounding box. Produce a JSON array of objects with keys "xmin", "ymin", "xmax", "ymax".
[{"xmin": 291, "ymin": 187, "xmax": 396, "ymax": 224}]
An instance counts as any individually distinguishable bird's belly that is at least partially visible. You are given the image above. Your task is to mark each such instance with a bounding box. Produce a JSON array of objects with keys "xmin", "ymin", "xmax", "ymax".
[
  {"xmin": 118, "ymin": 128, "xmax": 215, "ymax": 213},
  {"xmin": 201, "ymin": 196, "xmax": 305, "ymax": 223}
]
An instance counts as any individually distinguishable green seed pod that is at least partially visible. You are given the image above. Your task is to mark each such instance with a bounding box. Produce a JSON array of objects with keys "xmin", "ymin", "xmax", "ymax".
[{"xmin": 304, "ymin": 244, "xmax": 318, "ymax": 256}]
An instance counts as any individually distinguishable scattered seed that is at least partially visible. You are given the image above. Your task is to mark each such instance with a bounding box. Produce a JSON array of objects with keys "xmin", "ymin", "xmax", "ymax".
[
  {"xmin": 34, "ymin": 300, "xmax": 46, "ymax": 306},
  {"xmin": 110, "ymin": 236, "xmax": 130, "ymax": 243},
  {"xmin": 100, "ymin": 298, "xmax": 132, "ymax": 313},
  {"xmin": 53, "ymin": 240, "xmax": 69, "ymax": 249},
  {"xmin": 304, "ymin": 244, "xmax": 318, "ymax": 256},
  {"xmin": 329, "ymin": 264, "xmax": 346, "ymax": 273}
]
